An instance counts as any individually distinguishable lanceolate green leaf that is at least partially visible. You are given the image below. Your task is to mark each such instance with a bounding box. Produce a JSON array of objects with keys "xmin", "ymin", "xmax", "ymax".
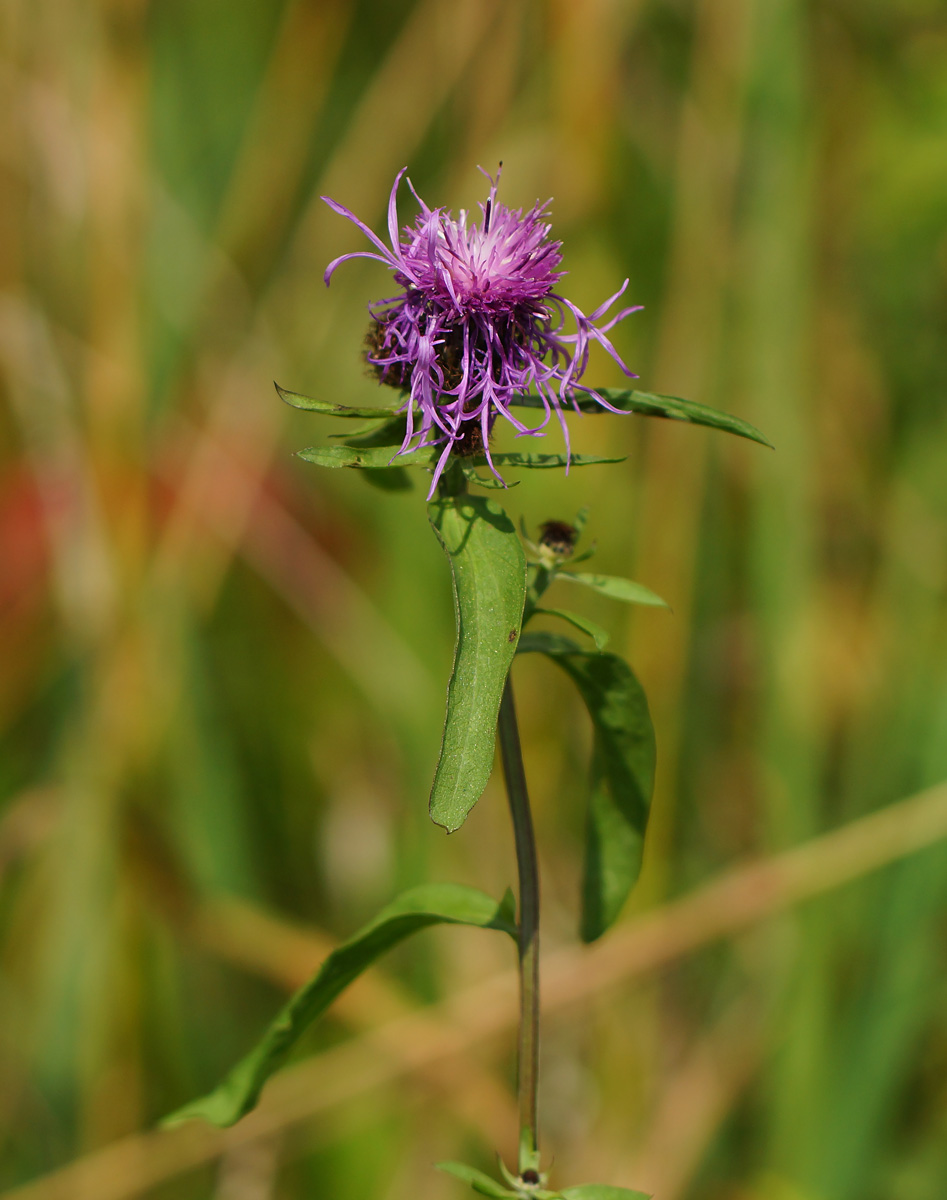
[
  {"xmin": 486, "ymin": 451, "xmax": 625, "ymax": 469},
  {"xmin": 428, "ymin": 495, "xmax": 527, "ymax": 832},
  {"xmin": 597, "ymin": 389, "xmax": 772, "ymax": 447},
  {"xmin": 281, "ymin": 379, "xmax": 769, "ymax": 450},
  {"xmin": 517, "ymin": 633, "xmax": 655, "ymax": 942},
  {"xmin": 460, "ymin": 463, "xmax": 519, "ymax": 489},
  {"xmin": 164, "ymin": 884, "xmax": 516, "ymax": 1128},
  {"xmin": 436, "ymin": 1162, "xmax": 517, "ymax": 1198},
  {"xmin": 511, "ymin": 388, "xmax": 772, "ymax": 449},
  {"xmin": 534, "ymin": 607, "xmax": 610, "ymax": 651},
  {"xmin": 561, "ymin": 1186, "xmax": 651, "ymax": 1200},
  {"xmin": 276, "ymin": 382, "xmax": 403, "ymax": 419},
  {"xmin": 558, "ymin": 572, "xmax": 669, "ymax": 609},
  {"xmin": 298, "ymin": 443, "xmax": 438, "ymax": 470},
  {"xmin": 298, "ymin": 444, "xmax": 624, "ymax": 473}
]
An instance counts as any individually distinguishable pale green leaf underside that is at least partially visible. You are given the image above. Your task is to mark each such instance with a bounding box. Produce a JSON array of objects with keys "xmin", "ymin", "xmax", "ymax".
[
  {"xmin": 517, "ymin": 632, "xmax": 655, "ymax": 942},
  {"xmin": 436, "ymin": 1162, "xmax": 517, "ymax": 1198},
  {"xmin": 163, "ymin": 884, "xmax": 516, "ymax": 1128},
  {"xmin": 534, "ymin": 607, "xmax": 610, "ymax": 651},
  {"xmin": 298, "ymin": 444, "xmax": 623, "ymax": 471},
  {"xmin": 558, "ymin": 572, "xmax": 669, "ymax": 609},
  {"xmin": 511, "ymin": 388, "xmax": 772, "ymax": 448},
  {"xmin": 428, "ymin": 496, "xmax": 527, "ymax": 832}
]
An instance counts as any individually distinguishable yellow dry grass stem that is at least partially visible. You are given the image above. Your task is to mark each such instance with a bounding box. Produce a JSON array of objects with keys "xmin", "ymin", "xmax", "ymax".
[{"xmin": 5, "ymin": 778, "xmax": 946, "ymax": 1200}]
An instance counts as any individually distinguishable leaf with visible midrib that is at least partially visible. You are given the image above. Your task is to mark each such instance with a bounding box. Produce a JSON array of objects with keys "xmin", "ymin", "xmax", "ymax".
[
  {"xmin": 518, "ymin": 632, "xmax": 655, "ymax": 941},
  {"xmin": 428, "ymin": 495, "xmax": 527, "ymax": 832},
  {"xmin": 510, "ymin": 387, "xmax": 772, "ymax": 449},
  {"xmin": 163, "ymin": 884, "xmax": 516, "ymax": 1128}
]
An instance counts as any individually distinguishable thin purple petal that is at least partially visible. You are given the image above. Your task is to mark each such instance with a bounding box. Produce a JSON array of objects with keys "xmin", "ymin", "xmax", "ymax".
[{"xmin": 322, "ymin": 168, "xmax": 641, "ymax": 485}]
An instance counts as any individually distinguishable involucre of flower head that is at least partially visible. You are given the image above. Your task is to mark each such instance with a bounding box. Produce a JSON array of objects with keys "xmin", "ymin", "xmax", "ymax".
[{"xmin": 322, "ymin": 167, "xmax": 641, "ymax": 496}]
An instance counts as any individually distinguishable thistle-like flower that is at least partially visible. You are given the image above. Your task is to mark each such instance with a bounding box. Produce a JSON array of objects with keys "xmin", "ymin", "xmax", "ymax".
[{"xmin": 323, "ymin": 168, "xmax": 640, "ymax": 494}]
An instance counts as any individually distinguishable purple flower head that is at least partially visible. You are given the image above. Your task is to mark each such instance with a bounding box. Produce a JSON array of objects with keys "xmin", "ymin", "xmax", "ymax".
[{"xmin": 323, "ymin": 167, "xmax": 641, "ymax": 496}]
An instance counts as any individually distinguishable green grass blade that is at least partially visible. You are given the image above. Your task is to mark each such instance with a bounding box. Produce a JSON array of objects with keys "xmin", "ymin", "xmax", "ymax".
[
  {"xmin": 428, "ymin": 495, "xmax": 527, "ymax": 831},
  {"xmin": 518, "ymin": 633, "xmax": 655, "ymax": 941},
  {"xmin": 163, "ymin": 884, "xmax": 516, "ymax": 1128}
]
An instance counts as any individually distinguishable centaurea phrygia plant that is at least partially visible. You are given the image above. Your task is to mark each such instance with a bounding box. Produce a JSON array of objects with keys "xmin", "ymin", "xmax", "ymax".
[
  {"xmin": 323, "ymin": 166, "xmax": 641, "ymax": 494},
  {"xmin": 166, "ymin": 169, "xmax": 770, "ymax": 1200}
]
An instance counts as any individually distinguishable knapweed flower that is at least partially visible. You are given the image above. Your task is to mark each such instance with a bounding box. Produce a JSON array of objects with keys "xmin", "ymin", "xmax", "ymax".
[{"xmin": 323, "ymin": 167, "xmax": 640, "ymax": 495}]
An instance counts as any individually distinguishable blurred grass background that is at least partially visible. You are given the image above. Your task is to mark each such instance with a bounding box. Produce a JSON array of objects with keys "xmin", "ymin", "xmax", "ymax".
[{"xmin": 2, "ymin": 1, "xmax": 947, "ymax": 1197}]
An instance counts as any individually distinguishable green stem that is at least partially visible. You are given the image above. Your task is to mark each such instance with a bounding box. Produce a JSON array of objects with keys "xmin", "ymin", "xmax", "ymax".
[
  {"xmin": 522, "ymin": 562, "xmax": 550, "ymax": 626},
  {"xmin": 497, "ymin": 675, "xmax": 541, "ymax": 1176}
]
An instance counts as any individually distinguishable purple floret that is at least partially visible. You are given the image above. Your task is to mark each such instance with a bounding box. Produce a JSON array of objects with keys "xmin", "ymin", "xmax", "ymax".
[{"xmin": 322, "ymin": 168, "xmax": 640, "ymax": 496}]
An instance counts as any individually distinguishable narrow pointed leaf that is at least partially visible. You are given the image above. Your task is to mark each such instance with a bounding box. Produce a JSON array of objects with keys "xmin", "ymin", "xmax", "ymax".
[
  {"xmin": 518, "ymin": 633, "xmax": 655, "ymax": 941},
  {"xmin": 510, "ymin": 388, "xmax": 771, "ymax": 448},
  {"xmin": 487, "ymin": 452, "xmax": 624, "ymax": 469},
  {"xmin": 561, "ymin": 1186, "xmax": 651, "ymax": 1200},
  {"xmin": 436, "ymin": 1162, "xmax": 517, "ymax": 1198},
  {"xmin": 164, "ymin": 884, "xmax": 516, "ymax": 1128},
  {"xmin": 461, "ymin": 463, "xmax": 519, "ymax": 490},
  {"xmin": 298, "ymin": 445, "xmax": 623, "ymax": 474},
  {"xmin": 596, "ymin": 388, "xmax": 772, "ymax": 447},
  {"xmin": 559, "ymin": 573, "xmax": 669, "ymax": 609},
  {"xmin": 428, "ymin": 496, "xmax": 527, "ymax": 831},
  {"xmin": 276, "ymin": 382, "xmax": 403, "ymax": 419},
  {"xmin": 534, "ymin": 607, "xmax": 610, "ymax": 651},
  {"xmin": 297, "ymin": 443, "xmax": 438, "ymax": 470}
]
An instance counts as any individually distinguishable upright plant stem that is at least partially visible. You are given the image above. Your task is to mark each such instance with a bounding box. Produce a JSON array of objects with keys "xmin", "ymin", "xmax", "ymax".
[{"xmin": 497, "ymin": 675, "xmax": 541, "ymax": 1175}]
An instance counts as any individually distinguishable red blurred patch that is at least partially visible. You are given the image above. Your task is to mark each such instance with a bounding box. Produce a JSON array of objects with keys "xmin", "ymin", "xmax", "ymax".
[{"xmin": 0, "ymin": 465, "xmax": 49, "ymax": 616}]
